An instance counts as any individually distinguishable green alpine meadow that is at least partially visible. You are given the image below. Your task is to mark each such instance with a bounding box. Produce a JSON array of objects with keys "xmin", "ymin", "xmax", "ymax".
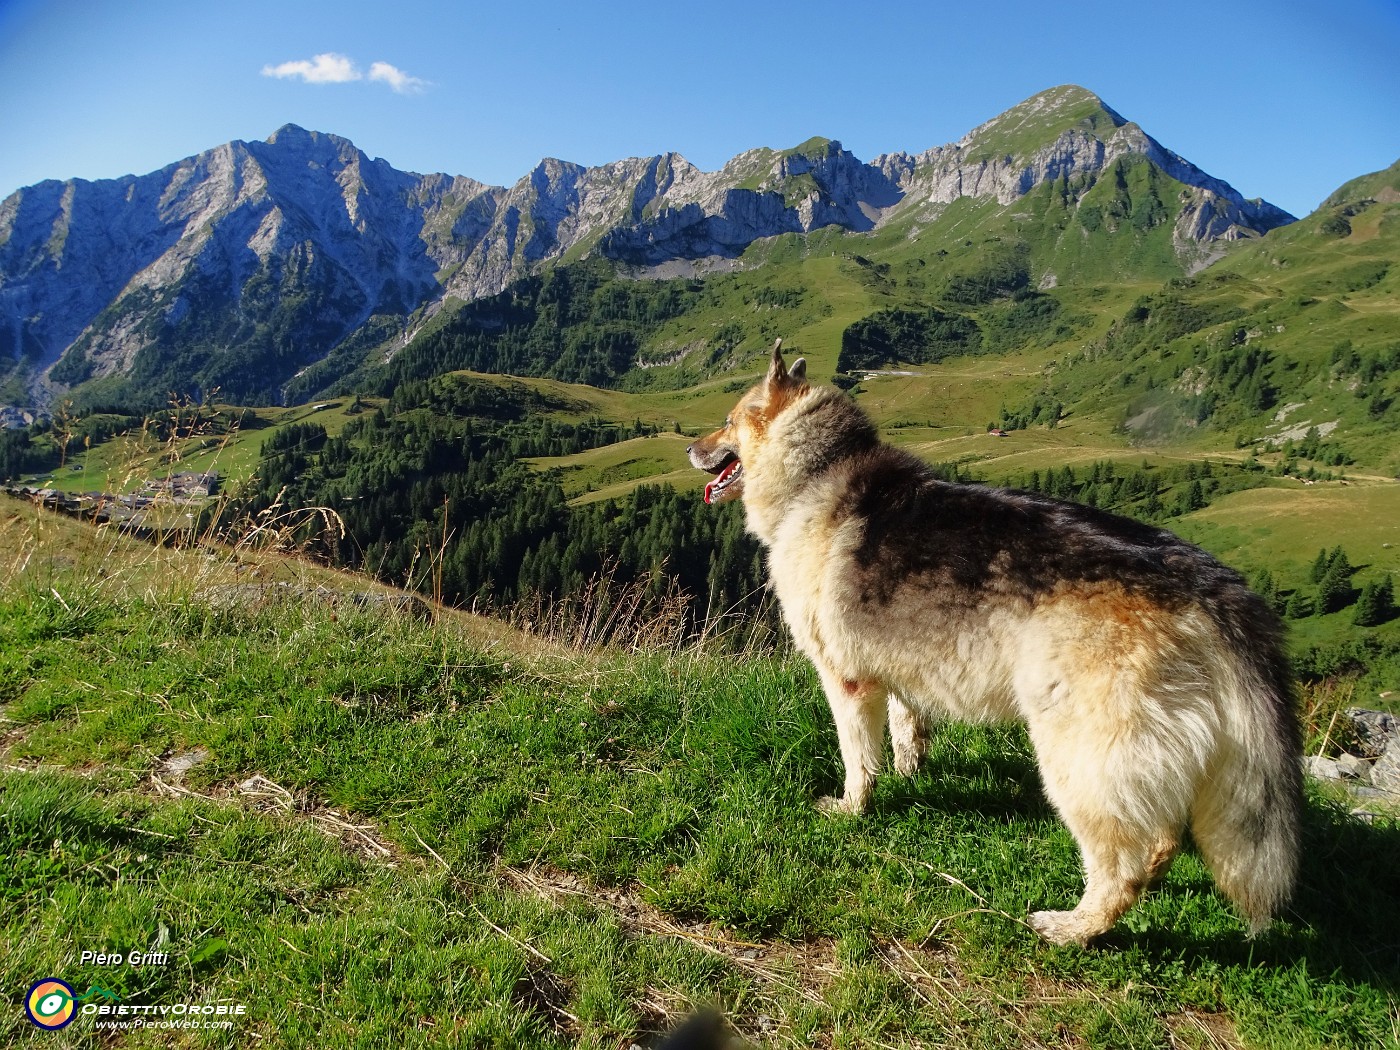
[{"xmin": 2, "ymin": 83, "xmax": 1399, "ymax": 1047}]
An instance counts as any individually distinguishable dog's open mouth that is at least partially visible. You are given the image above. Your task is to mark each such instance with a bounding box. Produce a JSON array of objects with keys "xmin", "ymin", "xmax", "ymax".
[{"xmin": 704, "ymin": 455, "xmax": 743, "ymax": 504}]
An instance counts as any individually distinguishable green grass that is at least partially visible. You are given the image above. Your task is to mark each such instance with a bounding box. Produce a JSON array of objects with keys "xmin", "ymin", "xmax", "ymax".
[
  {"xmin": 526, "ymin": 433, "xmax": 702, "ymax": 504},
  {"xmin": 1174, "ymin": 483, "xmax": 1400, "ymax": 585},
  {"xmin": 3, "ymin": 502, "xmax": 1398, "ymax": 1048}
]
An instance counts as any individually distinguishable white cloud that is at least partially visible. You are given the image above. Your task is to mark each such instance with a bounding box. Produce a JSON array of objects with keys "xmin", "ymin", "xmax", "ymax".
[
  {"xmin": 260, "ymin": 53, "xmax": 427, "ymax": 94},
  {"xmin": 261, "ymin": 52, "xmax": 362, "ymax": 85},
  {"xmin": 368, "ymin": 61, "xmax": 427, "ymax": 94}
]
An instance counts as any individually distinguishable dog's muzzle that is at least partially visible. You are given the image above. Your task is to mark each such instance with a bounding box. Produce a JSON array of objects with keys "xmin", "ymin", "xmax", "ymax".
[
  {"xmin": 703, "ymin": 456, "xmax": 743, "ymax": 504},
  {"xmin": 689, "ymin": 444, "xmax": 744, "ymax": 505}
]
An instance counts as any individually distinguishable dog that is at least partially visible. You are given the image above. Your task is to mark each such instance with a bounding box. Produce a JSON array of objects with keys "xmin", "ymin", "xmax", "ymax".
[{"xmin": 688, "ymin": 339, "xmax": 1301, "ymax": 946}]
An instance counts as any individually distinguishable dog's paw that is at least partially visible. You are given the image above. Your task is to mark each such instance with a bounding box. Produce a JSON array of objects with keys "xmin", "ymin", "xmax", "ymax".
[
  {"xmin": 816, "ymin": 794, "xmax": 859, "ymax": 816},
  {"xmin": 1027, "ymin": 909, "xmax": 1096, "ymax": 947},
  {"xmin": 892, "ymin": 750, "xmax": 924, "ymax": 777}
]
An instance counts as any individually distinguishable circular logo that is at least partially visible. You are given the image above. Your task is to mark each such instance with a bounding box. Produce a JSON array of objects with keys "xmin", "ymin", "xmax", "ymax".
[{"xmin": 25, "ymin": 979, "xmax": 77, "ymax": 1030}]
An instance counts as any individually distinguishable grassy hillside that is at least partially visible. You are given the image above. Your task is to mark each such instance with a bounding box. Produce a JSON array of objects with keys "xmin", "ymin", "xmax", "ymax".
[
  {"xmin": 14, "ymin": 352, "xmax": 1400, "ymax": 693},
  {"xmin": 1029, "ymin": 166, "xmax": 1400, "ymax": 478},
  {"xmin": 11, "ymin": 398, "xmax": 381, "ymax": 497},
  {"xmin": 1173, "ymin": 482, "xmax": 1400, "ymax": 657},
  {"xmin": 3, "ymin": 501, "xmax": 1399, "ymax": 1048}
]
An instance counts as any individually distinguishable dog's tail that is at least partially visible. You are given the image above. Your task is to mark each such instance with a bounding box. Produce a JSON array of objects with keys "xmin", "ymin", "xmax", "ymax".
[{"xmin": 1192, "ymin": 588, "xmax": 1302, "ymax": 935}]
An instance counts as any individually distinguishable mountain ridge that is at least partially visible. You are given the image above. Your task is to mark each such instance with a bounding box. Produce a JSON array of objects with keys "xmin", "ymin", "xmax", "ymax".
[{"xmin": 1, "ymin": 85, "xmax": 1298, "ymax": 410}]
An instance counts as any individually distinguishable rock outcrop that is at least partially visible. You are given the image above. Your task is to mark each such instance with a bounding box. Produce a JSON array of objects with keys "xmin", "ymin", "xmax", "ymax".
[{"xmin": 1305, "ymin": 707, "xmax": 1400, "ymax": 821}]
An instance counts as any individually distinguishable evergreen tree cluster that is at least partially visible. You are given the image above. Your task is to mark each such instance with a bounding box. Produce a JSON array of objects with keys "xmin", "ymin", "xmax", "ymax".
[
  {"xmin": 747, "ymin": 285, "xmax": 805, "ymax": 310},
  {"xmin": 217, "ymin": 376, "xmax": 769, "ymax": 638},
  {"xmin": 837, "ymin": 306, "xmax": 982, "ymax": 372},
  {"xmin": 997, "ymin": 393, "xmax": 1064, "ymax": 432},
  {"xmin": 979, "ymin": 292, "xmax": 1067, "ymax": 353},
  {"xmin": 1274, "ymin": 426, "xmax": 1353, "ymax": 470},
  {"xmin": 261, "ymin": 421, "xmax": 328, "ymax": 459},
  {"xmin": 936, "ymin": 240, "xmax": 1032, "ymax": 305},
  {"xmin": 1311, "ymin": 545, "xmax": 1356, "ymax": 615},
  {"xmin": 836, "ymin": 239, "xmax": 1073, "ymax": 372},
  {"xmin": 1009, "ymin": 458, "xmax": 1265, "ymax": 523},
  {"xmin": 1354, "ymin": 576, "xmax": 1397, "ymax": 628},
  {"xmin": 1255, "ymin": 546, "xmax": 1396, "ymax": 625},
  {"xmin": 363, "ymin": 260, "xmax": 702, "ymax": 394},
  {"xmin": 1330, "ymin": 340, "xmax": 1400, "ymax": 421},
  {"xmin": 0, "ymin": 427, "xmax": 55, "ymax": 483},
  {"xmin": 1147, "ymin": 341, "xmax": 1281, "ymax": 429},
  {"xmin": 1200, "ymin": 342, "xmax": 1278, "ymax": 417},
  {"xmin": 1103, "ymin": 293, "xmax": 1243, "ymax": 357}
]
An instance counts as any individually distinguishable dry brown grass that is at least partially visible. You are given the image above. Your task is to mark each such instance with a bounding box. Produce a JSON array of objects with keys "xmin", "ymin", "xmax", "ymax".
[{"xmin": 0, "ymin": 494, "xmax": 556, "ymax": 660}]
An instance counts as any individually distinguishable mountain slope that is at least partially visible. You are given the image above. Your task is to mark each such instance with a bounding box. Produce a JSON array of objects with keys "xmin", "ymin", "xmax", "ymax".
[{"xmin": 1012, "ymin": 154, "xmax": 1400, "ymax": 475}]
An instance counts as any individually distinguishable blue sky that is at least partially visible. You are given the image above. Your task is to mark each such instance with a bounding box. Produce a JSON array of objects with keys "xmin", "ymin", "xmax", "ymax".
[{"xmin": 1, "ymin": 0, "xmax": 1397, "ymax": 218}]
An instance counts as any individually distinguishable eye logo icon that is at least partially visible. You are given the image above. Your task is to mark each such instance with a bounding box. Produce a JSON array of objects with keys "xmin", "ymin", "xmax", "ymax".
[{"xmin": 25, "ymin": 979, "xmax": 77, "ymax": 1029}]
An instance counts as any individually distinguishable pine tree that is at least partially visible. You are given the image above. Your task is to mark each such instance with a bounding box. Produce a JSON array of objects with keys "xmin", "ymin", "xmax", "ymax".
[
  {"xmin": 1353, "ymin": 577, "xmax": 1396, "ymax": 627},
  {"xmin": 1251, "ymin": 569, "xmax": 1279, "ymax": 611},
  {"xmin": 1285, "ymin": 591, "xmax": 1312, "ymax": 619},
  {"xmin": 1315, "ymin": 553, "xmax": 1355, "ymax": 615},
  {"xmin": 1376, "ymin": 576, "xmax": 1396, "ymax": 623},
  {"xmin": 1186, "ymin": 479, "xmax": 1206, "ymax": 511},
  {"xmin": 1309, "ymin": 547, "xmax": 1331, "ymax": 583},
  {"xmin": 1326, "ymin": 545, "xmax": 1353, "ymax": 578}
]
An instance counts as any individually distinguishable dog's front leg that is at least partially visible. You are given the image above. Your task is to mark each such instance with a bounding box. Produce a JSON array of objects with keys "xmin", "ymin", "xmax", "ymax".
[{"xmin": 814, "ymin": 669, "xmax": 888, "ymax": 815}]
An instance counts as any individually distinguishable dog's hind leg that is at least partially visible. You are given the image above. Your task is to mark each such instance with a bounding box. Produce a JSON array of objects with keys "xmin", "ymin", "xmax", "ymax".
[
  {"xmin": 1022, "ymin": 692, "xmax": 1193, "ymax": 944},
  {"xmin": 1016, "ymin": 597, "xmax": 1209, "ymax": 944},
  {"xmin": 1026, "ymin": 727, "xmax": 1191, "ymax": 946},
  {"xmin": 888, "ymin": 694, "xmax": 927, "ymax": 777},
  {"xmin": 1026, "ymin": 812, "xmax": 1179, "ymax": 946},
  {"xmin": 814, "ymin": 667, "xmax": 888, "ymax": 815}
]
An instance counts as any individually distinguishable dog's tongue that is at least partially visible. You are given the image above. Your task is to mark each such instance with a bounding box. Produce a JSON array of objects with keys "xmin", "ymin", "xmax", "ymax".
[{"xmin": 704, "ymin": 459, "xmax": 739, "ymax": 505}]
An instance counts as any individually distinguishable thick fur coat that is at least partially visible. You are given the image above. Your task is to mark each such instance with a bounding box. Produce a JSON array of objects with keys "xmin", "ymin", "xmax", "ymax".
[{"xmin": 689, "ymin": 341, "xmax": 1302, "ymax": 945}]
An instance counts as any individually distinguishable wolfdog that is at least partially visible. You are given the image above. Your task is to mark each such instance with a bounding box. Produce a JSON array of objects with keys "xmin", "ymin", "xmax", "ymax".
[{"xmin": 689, "ymin": 340, "xmax": 1301, "ymax": 945}]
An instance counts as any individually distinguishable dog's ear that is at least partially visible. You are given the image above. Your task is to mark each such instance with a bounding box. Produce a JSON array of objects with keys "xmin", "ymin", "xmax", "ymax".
[
  {"xmin": 789, "ymin": 357, "xmax": 807, "ymax": 383},
  {"xmin": 765, "ymin": 338, "xmax": 787, "ymax": 385}
]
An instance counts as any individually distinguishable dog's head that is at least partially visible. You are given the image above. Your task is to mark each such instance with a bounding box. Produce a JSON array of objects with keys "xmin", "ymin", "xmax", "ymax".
[{"xmin": 687, "ymin": 338, "xmax": 807, "ymax": 505}]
